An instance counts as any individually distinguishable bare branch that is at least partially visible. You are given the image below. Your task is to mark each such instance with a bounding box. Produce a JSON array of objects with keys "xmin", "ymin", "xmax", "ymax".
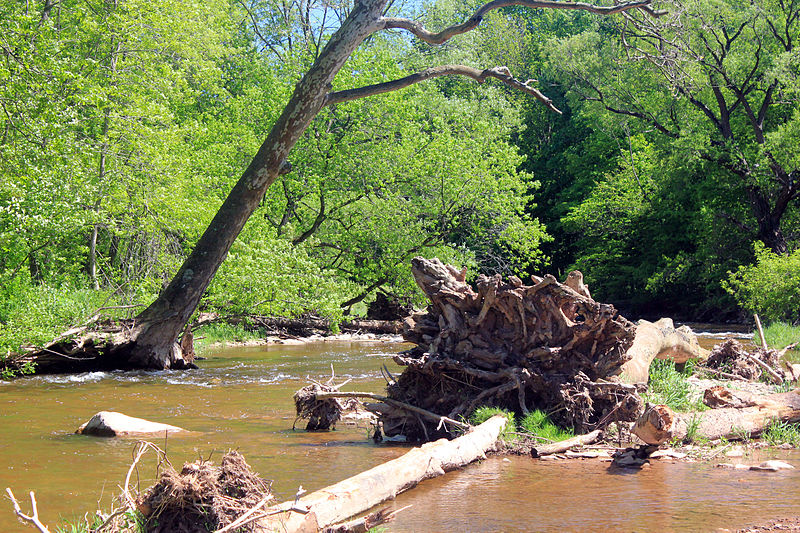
[
  {"xmin": 325, "ymin": 65, "xmax": 562, "ymax": 113},
  {"xmin": 6, "ymin": 488, "xmax": 50, "ymax": 533},
  {"xmin": 380, "ymin": 0, "xmax": 665, "ymax": 45}
]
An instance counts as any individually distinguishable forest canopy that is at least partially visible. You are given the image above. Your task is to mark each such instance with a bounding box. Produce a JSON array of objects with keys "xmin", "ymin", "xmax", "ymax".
[{"xmin": 2, "ymin": 0, "xmax": 799, "ymax": 361}]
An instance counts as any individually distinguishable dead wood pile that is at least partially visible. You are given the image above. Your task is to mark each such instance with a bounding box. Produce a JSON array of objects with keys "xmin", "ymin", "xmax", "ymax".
[
  {"xmin": 294, "ymin": 379, "xmax": 364, "ymax": 431},
  {"xmin": 135, "ymin": 450, "xmax": 273, "ymax": 533},
  {"xmin": 705, "ymin": 338, "xmax": 796, "ymax": 382},
  {"xmin": 383, "ymin": 257, "xmax": 644, "ymax": 440}
]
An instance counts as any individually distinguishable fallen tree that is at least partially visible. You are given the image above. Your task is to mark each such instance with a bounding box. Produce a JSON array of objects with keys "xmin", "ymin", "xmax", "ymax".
[
  {"xmin": 256, "ymin": 414, "xmax": 508, "ymax": 532},
  {"xmin": 634, "ymin": 388, "xmax": 800, "ymax": 444},
  {"xmin": 379, "ymin": 257, "xmax": 708, "ymax": 439},
  {"xmin": 5, "ymin": 314, "xmax": 399, "ymax": 375}
]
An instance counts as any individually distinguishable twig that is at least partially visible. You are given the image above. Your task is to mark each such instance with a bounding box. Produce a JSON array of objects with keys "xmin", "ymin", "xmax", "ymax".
[
  {"xmin": 213, "ymin": 494, "xmax": 273, "ymax": 533},
  {"xmin": 94, "ymin": 304, "xmax": 145, "ymax": 311},
  {"xmin": 5, "ymin": 488, "xmax": 51, "ymax": 533},
  {"xmin": 530, "ymin": 429, "xmax": 604, "ymax": 457},
  {"xmin": 123, "ymin": 442, "xmax": 169, "ymax": 509},
  {"xmin": 754, "ymin": 314, "xmax": 768, "ymax": 350},
  {"xmin": 313, "ymin": 391, "xmax": 470, "ymax": 430},
  {"xmin": 323, "ymin": 504, "xmax": 412, "ymax": 533},
  {"xmin": 696, "ymin": 366, "xmax": 750, "ymax": 381},
  {"xmin": 744, "ymin": 353, "xmax": 784, "ymax": 384}
]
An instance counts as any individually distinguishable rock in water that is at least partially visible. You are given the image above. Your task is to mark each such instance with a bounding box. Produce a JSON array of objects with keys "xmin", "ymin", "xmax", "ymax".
[{"xmin": 76, "ymin": 411, "xmax": 186, "ymax": 437}]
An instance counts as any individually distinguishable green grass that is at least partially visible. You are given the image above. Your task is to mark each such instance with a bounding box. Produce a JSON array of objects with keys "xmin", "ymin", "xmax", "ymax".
[
  {"xmin": 763, "ymin": 419, "xmax": 800, "ymax": 447},
  {"xmin": 193, "ymin": 321, "xmax": 266, "ymax": 352},
  {"xmin": 643, "ymin": 359, "xmax": 705, "ymax": 412},
  {"xmin": 0, "ymin": 280, "xmax": 123, "ymax": 377},
  {"xmin": 469, "ymin": 406, "xmax": 517, "ymax": 442},
  {"xmin": 519, "ymin": 410, "xmax": 574, "ymax": 443},
  {"xmin": 761, "ymin": 322, "xmax": 800, "ymax": 361}
]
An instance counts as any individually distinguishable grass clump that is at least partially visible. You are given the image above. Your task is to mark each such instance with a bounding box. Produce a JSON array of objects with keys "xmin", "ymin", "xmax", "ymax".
[
  {"xmin": 193, "ymin": 322, "xmax": 266, "ymax": 352},
  {"xmin": 762, "ymin": 322, "xmax": 800, "ymax": 361},
  {"xmin": 643, "ymin": 359, "xmax": 704, "ymax": 412},
  {"xmin": 519, "ymin": 410, "xmax": 574, "ymax": 443},
  {"xmin": 763, "ymin": 419, "xmax": 800, "ymax": 447},
  {"xmin": 469, "ymin": 406, "xmax": 517, "ymax": 442}
]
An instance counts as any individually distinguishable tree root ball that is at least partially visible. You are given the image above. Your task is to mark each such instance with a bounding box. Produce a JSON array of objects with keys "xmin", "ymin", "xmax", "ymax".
[{"xmin": 136, "ymin": 451, "xmax": 273, "ymax": 532}]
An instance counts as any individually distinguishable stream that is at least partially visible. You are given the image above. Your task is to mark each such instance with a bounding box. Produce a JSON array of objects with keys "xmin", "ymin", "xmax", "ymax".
[{"xmin": 2, "ymin": 327, "xmax": 800, "ymax": 532}]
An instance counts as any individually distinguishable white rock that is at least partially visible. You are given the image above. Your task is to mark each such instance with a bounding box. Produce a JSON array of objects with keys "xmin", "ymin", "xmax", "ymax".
[
  {"xmin": 725, "ymin": 447, "xmax": 745, "ymax": 458},
  {"xmin": 751, "ymin": 460, "xmax": 794, "ymax": 471},
  {"xmin": 650, "ymin": 449, "xmax": 687, "ymax": 459},
  {"xmin": 77, "ymin": 411, "xmax": 186, "ymax": 437}
]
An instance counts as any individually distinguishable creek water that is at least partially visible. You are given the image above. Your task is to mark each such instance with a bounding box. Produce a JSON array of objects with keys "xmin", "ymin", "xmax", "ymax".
[{"xmin": 1, "ymin": 328, "xmax": 799, "ymax": 532}]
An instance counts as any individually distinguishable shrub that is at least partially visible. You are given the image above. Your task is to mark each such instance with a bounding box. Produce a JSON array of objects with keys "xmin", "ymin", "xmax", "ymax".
[
  {"xmin": 724, "ymin": 243, "xmax": 800, "ymax": 324},
  {"xmin": 763, "ymin": 419, "xmax": 800, "ymax": 447},
  {"xmin": 644, "ymin": 359, "xmax": 704, "ymax": 412},
  {"xmin": 469, "ymin": 406, "xmax": 517, "ymax": 442}
]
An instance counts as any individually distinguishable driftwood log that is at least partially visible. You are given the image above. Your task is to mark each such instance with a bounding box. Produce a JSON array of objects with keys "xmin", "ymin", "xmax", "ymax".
[
  {"xmin": 382, "ymin": 257, "xmax": 708, "ymax": 440},
  {"xmin": 255, "ymin": 415, "xmax": 508, "ymax": 532},
  {"xmin": 620, "ymin": 318, "xmax": 710, "ymax": 383},
  {"xmin": 633, "ymin": 389, "xmax": 800, "ymax": 444}
]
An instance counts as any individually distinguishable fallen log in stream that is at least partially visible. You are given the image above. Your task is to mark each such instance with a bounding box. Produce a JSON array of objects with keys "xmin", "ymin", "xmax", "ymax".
[
  {"xmin": 254, "ymin": 414, "xmax": 508, "ymax": 532},
  {"xmin": 634, "ymin": 389, "xmax": 800, "ymax": 444}
]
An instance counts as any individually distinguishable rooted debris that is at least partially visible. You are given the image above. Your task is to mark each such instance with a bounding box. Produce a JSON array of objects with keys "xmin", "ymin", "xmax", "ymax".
[
  {"xmin": 136, "ymin": 450, "xmax": 274, "ymax": 533},
  {"xmin": 706, "ymin": 339, "xmax": 779, "ymax": 381},
  {"xmin": 293, "ymin": 373, "xmax": 366, "ymax": 431},
  {"xmin": 385, "ymin": 257, "xmax": 642, "ymax": 439}
]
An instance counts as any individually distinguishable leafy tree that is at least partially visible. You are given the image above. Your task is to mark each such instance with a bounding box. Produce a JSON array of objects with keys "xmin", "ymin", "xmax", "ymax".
[
  {"xmin": 725, "ymin": 243, "xmax": 800, "ymax": 323},
  {"xmin": 549, "ymin": 0, "xmax": 800, "ymax": 256},
  {"xmin": 122, "ymin": 0, "xmax": 663, "ymax": 368}
]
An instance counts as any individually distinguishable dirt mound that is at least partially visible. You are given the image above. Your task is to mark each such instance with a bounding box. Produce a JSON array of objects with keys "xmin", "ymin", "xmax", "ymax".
[{"xmin": 136, "ymin": 450, "xmax": 273, "ymax": 532}]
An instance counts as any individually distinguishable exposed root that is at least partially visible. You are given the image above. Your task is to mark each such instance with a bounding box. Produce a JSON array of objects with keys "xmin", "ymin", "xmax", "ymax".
[
  {"xmin": 705, "ymin": 339, "xmax": 788, "ymax": 383},
  {"xmin": 385, "ymin": 257, "xmax": 640, "ymax": 439},
  {"xmin": 135, "ymin": 450, "xmax": 274, "ymax": 532}
]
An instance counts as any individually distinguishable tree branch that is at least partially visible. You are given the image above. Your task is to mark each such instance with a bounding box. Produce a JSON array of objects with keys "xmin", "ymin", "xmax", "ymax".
[
  {"xmin": 379, "ymin": 0, "xmax": 665, "ymax": 46},
  {"xmin": 326, "ymin": 65, "xmax": 562, "ymax": 113}
]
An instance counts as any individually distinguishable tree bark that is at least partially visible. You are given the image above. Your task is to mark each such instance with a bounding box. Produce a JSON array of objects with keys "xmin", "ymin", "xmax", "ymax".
[
  {"xmin": 633, "ymin": 391, "xmax": 800, "ymax": 444},
  {"xmin": 254, "ymin": 415, "xmax": 508, "ymax": 532}
]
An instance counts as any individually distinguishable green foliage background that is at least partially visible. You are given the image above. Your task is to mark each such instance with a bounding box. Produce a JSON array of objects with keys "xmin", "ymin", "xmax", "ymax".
[{"xmin": 3, "ymin": 0, "xmax": 800, "ymax": 365}]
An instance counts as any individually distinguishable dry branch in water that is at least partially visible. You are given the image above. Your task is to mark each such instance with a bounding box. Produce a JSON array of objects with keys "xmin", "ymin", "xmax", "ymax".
[{"xmin": 5, "ymin": 488, "xmax": 50, "ymax": 533}]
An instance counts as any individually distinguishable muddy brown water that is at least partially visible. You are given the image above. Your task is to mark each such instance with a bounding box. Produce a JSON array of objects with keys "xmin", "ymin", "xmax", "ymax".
[{"xmin": 2, "ymin": 328, "xmax": 799, "ymax": 532}]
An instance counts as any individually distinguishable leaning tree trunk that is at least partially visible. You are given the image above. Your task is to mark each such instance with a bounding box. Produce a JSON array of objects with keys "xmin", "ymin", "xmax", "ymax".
[{"xmin": 108, "ymin": 0, "xmax": 392, "ymax": 369}]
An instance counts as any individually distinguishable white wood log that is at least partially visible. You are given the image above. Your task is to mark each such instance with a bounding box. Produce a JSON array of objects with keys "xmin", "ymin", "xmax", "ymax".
[{"xmin": 254, "ymin": 415, "xmax": 508, "ymax": 532}]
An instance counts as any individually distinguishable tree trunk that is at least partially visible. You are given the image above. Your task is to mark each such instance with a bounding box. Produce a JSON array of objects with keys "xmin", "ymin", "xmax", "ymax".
[
  {"xmin": 88, "ymin": 224, "xmax": 100, "ymax": 290},
  {"xmin": 254, "ymin": 415, "xmax": 507, "ymax": 532},
  {"xmin": 123, "ymin": 0, "xmax": 390, "ymax": 368},
  {"xmin": 633, "ymin": 390, "xmax": 800, "ymax": 444}
]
